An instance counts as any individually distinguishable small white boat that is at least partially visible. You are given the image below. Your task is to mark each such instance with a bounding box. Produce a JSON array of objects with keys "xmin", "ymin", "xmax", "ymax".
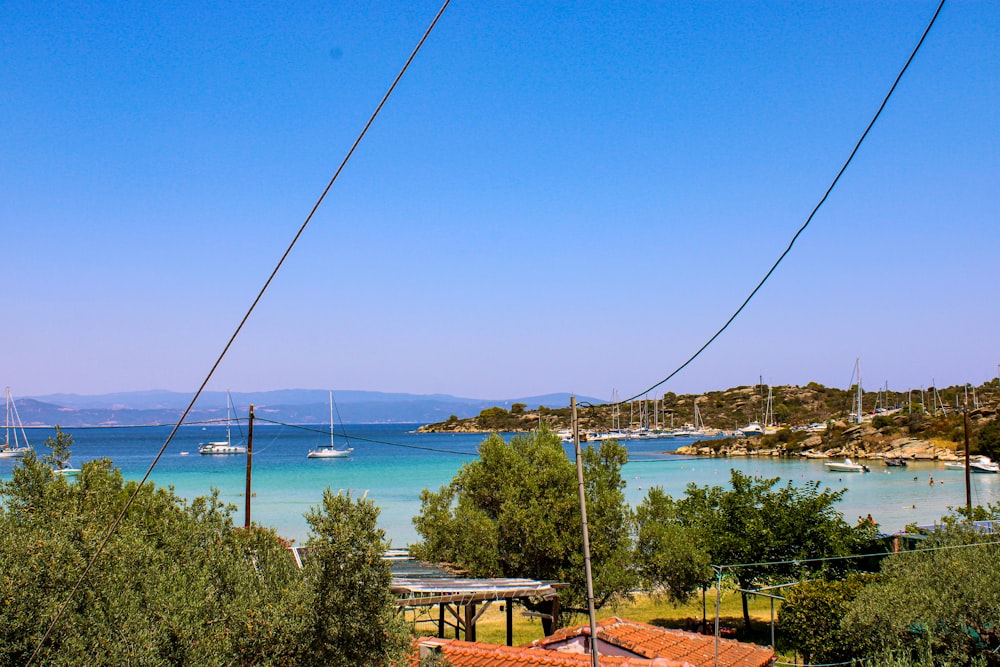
[
  {"xmin": 308, "ymin": 391, "xmax": 353, "ymax": 459},
  {"xmin": 198, "ymin": 440, "xmax": 246, "ymax": 455},
  {"xmin": 825, "ymin": 458, "xmax": 870, "ymax": 473},
  {"xmin": 307, "ymin": 446, "xmax": 353, "ymax": 459},
  {"xmin": 56, "ymin": 467, "xmax": 82, "ymax": 477},
  {"xmin": 199, "ymin": 392, "xmax": 247, "ymax": 455},
  {"xmin": 944, "ymin": 456, "xmax": 1000, "ymax": 473},
  {"xmin": 971, "ymin": 456, "xmax": 1000, "ymax": 474}
]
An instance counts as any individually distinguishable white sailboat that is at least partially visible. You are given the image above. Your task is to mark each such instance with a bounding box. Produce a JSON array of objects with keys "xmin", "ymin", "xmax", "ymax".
[
  {"xmin": 198, "ymin": 392, "xmax": 247, "ymax": 455},
  {"xmin": 307, "ymin": 391, "xmax": 353, "ymax": 459},
  {"xmin": 0, "ymin": 387, "xmax": 32, "ymax": 458}
]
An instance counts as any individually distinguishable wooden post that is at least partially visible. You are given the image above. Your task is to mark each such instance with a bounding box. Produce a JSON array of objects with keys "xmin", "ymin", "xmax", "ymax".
[
  {"xmin": 506, "ymin": 602, "xmax": 513, "ymax": 646},
  {"xmin": 438, "ymin": 603, "xmax": 445, "ymax": 638},
  {"xmin": 245, "ymin": 404, "xmax": 254, "ymax": 528},
  {"xmin": 464, "ymin": 603, "xmax": 476, "ymax": 641}
]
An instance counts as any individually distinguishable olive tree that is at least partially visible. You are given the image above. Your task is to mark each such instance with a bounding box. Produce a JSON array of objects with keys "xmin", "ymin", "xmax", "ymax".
[
  {"xmin": 657, "ymin": 470, "xmax": 876, "ymax": 630},
  {"xmin": 411, "ymin": 426, "xmax": 635, "ymax": 614},
  {"xmin": 0, "ymin": 430, "xmax": 409, "ymax": 666}
]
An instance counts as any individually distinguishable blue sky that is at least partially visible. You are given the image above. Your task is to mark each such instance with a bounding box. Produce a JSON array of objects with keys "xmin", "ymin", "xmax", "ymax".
[{"xmin": 2, "ymin": 1, "xmax": 997, "ymax": 401}]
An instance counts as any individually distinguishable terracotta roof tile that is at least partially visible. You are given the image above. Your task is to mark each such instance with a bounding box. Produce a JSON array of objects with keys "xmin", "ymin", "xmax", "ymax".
[
  {"xmin": 529, "ymin": 617, "xmax": 774, "ymax": 667},
  {"xmin": 405, "ymin": 638, "xmax": 694, "ymax": 667}
]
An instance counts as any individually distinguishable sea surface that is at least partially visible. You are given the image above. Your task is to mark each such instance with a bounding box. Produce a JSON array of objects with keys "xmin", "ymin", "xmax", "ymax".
[{"xmin": 2, "ymin": 424, "xmax": 996, "ymax": 548}]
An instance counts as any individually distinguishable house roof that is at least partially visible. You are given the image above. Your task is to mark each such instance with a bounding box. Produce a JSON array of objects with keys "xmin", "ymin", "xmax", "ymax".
[
  {"xmin": 530, "ymin": 617, "xmax": 774, "ymax": 667},
  {"xmin": 407, "ymin": 638, "xmax": 694, "ymax": 667}
]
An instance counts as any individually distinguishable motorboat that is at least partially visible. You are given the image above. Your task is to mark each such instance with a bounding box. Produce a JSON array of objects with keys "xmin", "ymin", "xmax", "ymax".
[
  {"xmin": 971, "ymin": 456, "xmax": 1000, "ymax": 474},
  {"xmin": 884, "ymin": 457, "xmax": 907, "ymax": 467},
  {"xmin": 944, "ymin": 456, "xmax": 1000, "ymax": 473},
  {"xmin": 825, "ymin": 458, "xmax": 870, "ymax": 473}
]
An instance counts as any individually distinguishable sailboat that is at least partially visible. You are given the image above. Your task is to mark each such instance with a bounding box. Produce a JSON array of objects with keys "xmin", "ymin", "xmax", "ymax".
[
  {"xmin": 198, "ymin": 392, "xmax": 247, "ymax": 455},
  {"xmin": 307, "ymin": 391, "xmax": 353, "ymax": 459},
  {"xmin": 0, "ymin": 387, "xmax": 32, "ymax": 458}
]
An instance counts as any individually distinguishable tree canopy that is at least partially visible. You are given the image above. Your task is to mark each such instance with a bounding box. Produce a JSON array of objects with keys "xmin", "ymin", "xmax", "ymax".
[
  {"xmin": 647, "ymin": 470, "xmax": 877, "ymax": 628},
  {"xmin": 0, "ymin": 430, "xmax": 409, "ymax": 666},
  {"xmin": 411, "ymin": 427, "xmax": 635, "ymax": 614}
]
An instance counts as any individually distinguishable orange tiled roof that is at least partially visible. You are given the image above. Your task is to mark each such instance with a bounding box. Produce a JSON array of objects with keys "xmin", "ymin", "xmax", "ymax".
[
  {"xmin": 406, "ymin": 638, "xmax": 693, "ymax": 667},
  {"xmin": 530, "ymin": 617, "xmax": 774, "ymax": 667}
]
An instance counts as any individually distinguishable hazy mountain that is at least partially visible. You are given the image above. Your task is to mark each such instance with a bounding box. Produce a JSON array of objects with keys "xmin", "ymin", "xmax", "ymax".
[{"xmin": 14, "ymin": 390, "xmax": 602, "ymax": 427}]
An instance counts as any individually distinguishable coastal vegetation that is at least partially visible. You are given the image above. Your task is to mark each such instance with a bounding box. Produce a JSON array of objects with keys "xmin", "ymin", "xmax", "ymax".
[
  {"xmin": 6, "ymin": 425, "xmax": 1000, "ymax": 665},
  {"xmin": 411, "ymin": 428, "xmax": 635, "ymax": 613},
  {"xmin": 411, "ymin": 427, "xmax": 879, "ymax": 630},
  {"xmin": 422, "ymin": 380, "xmax": 1000, "ymax": 465},
  {"xmin": 0, "ymin": 431, "xmax": 409, "ymax": 666}
]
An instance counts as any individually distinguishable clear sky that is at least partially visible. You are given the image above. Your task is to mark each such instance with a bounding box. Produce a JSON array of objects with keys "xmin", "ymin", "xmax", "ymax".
[{"xmin": 2, "ymin": 1, "xmax": 997, "ymax": 401}]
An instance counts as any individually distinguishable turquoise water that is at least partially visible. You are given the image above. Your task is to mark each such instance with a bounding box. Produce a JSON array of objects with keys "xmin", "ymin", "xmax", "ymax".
[{"xmin": 3, "ymin": 425, "xmax": 996, "ymax": 548}]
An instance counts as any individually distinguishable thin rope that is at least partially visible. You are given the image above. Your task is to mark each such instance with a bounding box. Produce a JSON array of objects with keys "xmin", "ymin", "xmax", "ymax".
[
  {"xmin": 25, "ymin": 1, "xmax": 452, "ymax": 662},
  {"xmin": 622, "ymin": 0, "xmax": 947, "ymax": 404}
]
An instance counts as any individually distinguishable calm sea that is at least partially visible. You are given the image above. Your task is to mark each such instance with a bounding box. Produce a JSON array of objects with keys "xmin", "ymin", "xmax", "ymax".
[{"xmin": 2, "ymin": 424, "xmax": 996, "ymax": 548}]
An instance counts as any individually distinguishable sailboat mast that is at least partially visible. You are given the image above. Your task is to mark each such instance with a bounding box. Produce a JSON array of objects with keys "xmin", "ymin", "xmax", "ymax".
[{"xmin": 329, "ymin": 390, "xmax": 334, "ymax": 448}]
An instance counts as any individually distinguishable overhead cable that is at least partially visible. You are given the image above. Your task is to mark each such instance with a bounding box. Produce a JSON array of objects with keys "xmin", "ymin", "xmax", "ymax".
[
  {"xmin": 26, "ymin": 1, "xmax": 452, "ymax": 662},
  {"xmin": 621, "ymin": 0, "xmax": 947, "ymax": 405}
]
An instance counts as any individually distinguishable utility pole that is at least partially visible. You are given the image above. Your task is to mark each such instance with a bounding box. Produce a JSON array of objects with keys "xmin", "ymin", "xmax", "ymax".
[
  {"xmin": 245, "ymin": 404, "xmax": 255, "ymax": 529},
  {"xmin": 571, "ymin": 397, "xmax": 600, "ymax": 667},
  {"xmin": 964, "ymin": 392, "xmax": 971, "ymax": 516}
]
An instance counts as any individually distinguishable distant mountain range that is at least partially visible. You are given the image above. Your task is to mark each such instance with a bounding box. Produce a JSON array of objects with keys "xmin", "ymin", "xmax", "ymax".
[{"xmin": 11, "ymin": 390, "xmax": 604, "ymax": 427}]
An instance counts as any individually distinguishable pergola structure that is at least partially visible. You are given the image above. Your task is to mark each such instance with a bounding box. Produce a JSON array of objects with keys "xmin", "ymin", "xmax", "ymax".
[
  {"xmin": 289, "ymin": 547, "xmax": 564, "ymax": 645},
  {"xmin": 392, "ymin": 576, "xmax": 563, "ymax": 646}
]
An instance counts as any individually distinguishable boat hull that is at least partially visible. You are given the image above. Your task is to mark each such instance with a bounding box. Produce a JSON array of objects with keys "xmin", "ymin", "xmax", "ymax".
[{"xmin": 307, "ymin": 448, "xmax": 352, "ymax": 459}]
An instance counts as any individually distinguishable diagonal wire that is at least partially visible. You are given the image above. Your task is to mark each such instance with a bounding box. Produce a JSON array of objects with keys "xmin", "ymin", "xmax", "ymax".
[
  {"xmin": 26, "ymin": 1, "xmax": 452, "ymax": 662},
  {"xmin": 621, "ymin": 0, "xmax": 946, "ymax": 405}
]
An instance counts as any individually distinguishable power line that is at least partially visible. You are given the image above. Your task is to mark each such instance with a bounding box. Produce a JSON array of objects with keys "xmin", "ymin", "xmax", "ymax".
[
  {"xmin": 621, "ymin": 0, "xmax": 947, "ymax": 405},
  {"xmin": 25, "ymin": 1, "xmax": 452, "ymax": 662},
  {"xmin": 254, "ymin": 417, "xmax": 478, "ymax": 456},
  {"xmin": 713, "ymin": 535, "xmax": 1000, "ymax": 572}
]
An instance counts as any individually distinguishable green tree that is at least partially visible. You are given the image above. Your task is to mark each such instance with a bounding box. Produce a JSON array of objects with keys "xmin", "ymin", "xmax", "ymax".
[
  {"xmin": 779, "ymin": 574, "xmax": 873, "ymax": 664},
  {"xmin": 975, "ymin": 418, "xmax": 1000, "ymax": 460},
  {"xmin": 666, "ymin": 470, "xmax": 876, "ymax": 630},
  {"xmin": 41, "ymin": 425, "xmax": 73, "ymax": 470},
  {"xmin": 634, "ymin": 487, "xmax": 711, "ymax": 604},
  {"xmin": 842, "ymin": 523, "xmax": 1000, "ymax": 665},
  {"xmin": 0, "ymin": 444, "xmax": 409, "ymax": 666},
  {"xmin": 411, "ymin": 427, "xmax": 635, "ymax": 614},
  {"xmin": 301, "ymin": 490, "xmax": 410, "ymax": 667}
]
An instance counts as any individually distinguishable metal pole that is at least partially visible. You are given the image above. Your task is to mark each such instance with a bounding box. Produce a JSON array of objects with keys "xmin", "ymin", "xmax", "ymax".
[
  {"xmin": 245, "ymin": 404, "xmax": 254, "ymax": 528},
  {"xmin": 572, "ymin": 397, "xmax": 600, "ymax": 667},
  {"xmin": 964, "ymin": 394, "xmax": 971, "ymax": 516},
  {"xmin": 714, "ymin": 567, "xmax": 722, "ymax": 667}
]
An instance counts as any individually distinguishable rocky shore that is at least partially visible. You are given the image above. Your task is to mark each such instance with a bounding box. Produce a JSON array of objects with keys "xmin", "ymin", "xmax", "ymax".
[{"xmin": 674, "ymin": 420, "xmax": 964, "ymax": 461}]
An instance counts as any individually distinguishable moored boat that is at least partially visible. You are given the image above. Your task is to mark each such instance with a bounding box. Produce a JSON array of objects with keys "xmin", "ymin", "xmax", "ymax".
[
  {"xmin": 199, "ymin": 392, "xmax": 247, "ymax": 455},
  {"xmin": 825, "ymin": 458, "xmax": 870, "ymax": 473},
  {"xmin": 308, "ymin": 391, "xmax": 353, "ymax": 459},
  {"xmin": 970, "ymin": 456, "xmax": 999, "ymax": 474},
  {"xmin": 0, "ymin": 388, "xmax": 32, "ymax": 458}
]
